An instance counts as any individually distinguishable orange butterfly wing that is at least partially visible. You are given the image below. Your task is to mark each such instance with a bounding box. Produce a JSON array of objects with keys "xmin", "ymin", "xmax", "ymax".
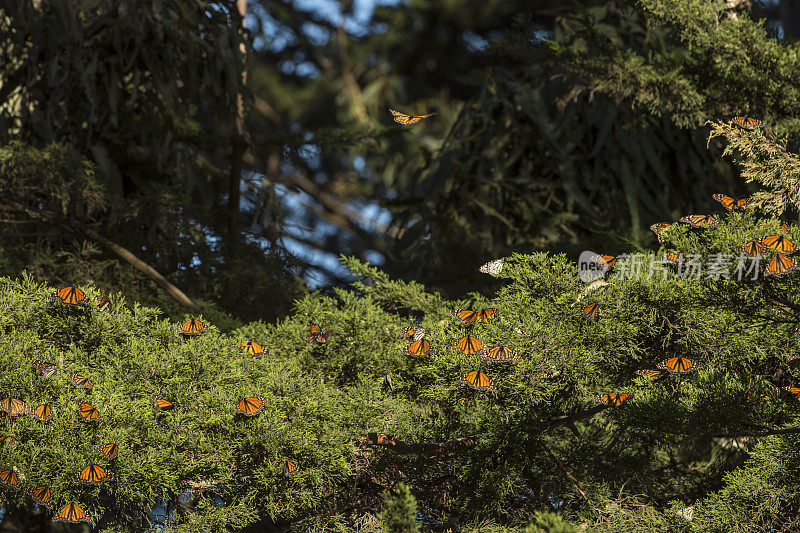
[
  {"xmin": 459, "ymin": 370, "xmax": 495, "ymax": 392},
  {"xmin": 76, "ymin": 464, "xmax": 113, "ymax": 484},
  {"xmin": 0, "ymin": 469, "xmax": 19, "ymax": 489},
  {"xmin": 67, "ymin": 374, "xmax": 94, "ymax": 389},
  {"xmin": 177, "ymin": 319, "xmax": 209, "ymax": 335},
  {"xmin": 33, "ymin": 404, "xmax": 53, "ymax": 422},
  {"xmin": 150, "ymin": 396, "xmax": 174, "ymax": 410},
  {"xmin": 740, "ymin": 240, "xmax": 767, "ymax": 257},
  {"xmin": 636, "ymin": 369, "xmax": 663, "ymax": 380},
  {"xmin": 580, "ymin": 302, "xmax": 599, "ymax": 321},
  {"xmin": 679, "ymin": 214, "xmax": 720, "ymax": 228},
  {"xmin": 28, "ymin": 485, "xmax": 52, "ymax": 507},
  {"xmin": 76, "ymin": 400, "xmax": 100, "ymax": 422},
  {"xmin": 760, "ymin": 235, "xmax": 796, "ymax": 254},
  {"xmin": 765, "ymin": 253, "xmax": 799, "ymax": 276},
  {"xmin": 284, "ymin": 460, "xmax": 301, "ymax": 476},
  {"xmin": 657, "ymin": 356, "xmax": 698, "ymax": 374},
  {"xmin": 99, "ymin": 443, "xmax": 119, "ymax": 459},
  {"xmin": 50, "ymin": 286, "xmax": 89, "ymax": 305},
  {"xmin": 451, "ymin": 335, "xmax": 487, "ymax": 355},
  {"xmin": 236, "ymin": 397, "xmax": 268, "ymax": 416},
  {"xmin": 52, "ymin": 503, "xmax": 92, "ymax": 523},
  {"xmin": 403, "ymin": 339, "xmax": 431, "ymax": 357},
  {"xmin": 450, "ymin": 309, "xmax": 478, "ymax": 326},
  {"xmin": 481, "ymin": 346, "xmax": 519, "ymax": 362}
]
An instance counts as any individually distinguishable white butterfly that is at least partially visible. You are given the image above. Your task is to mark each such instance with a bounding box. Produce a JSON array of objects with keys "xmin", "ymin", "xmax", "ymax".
[{"xmin": 478, "ymin": 258, "xmax": 505, "ymax": 275}]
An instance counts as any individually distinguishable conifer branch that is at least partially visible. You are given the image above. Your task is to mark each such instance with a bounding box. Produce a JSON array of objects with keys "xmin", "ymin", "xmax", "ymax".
[
  {"xmin": 0, "ymin": 199, "xmax": 201, "ymax": 311},
  {"xmin": 358, "ymin": 433, "xmax": 480, "ymax": 456},
  {"xmin": 544, "ymin": 445, "xmax": 587, "ymax": 500}
]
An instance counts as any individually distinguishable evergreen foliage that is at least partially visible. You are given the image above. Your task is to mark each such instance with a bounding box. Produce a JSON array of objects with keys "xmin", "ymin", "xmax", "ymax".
[{"xmin": 378, "ymin": 483, "xmax": 420, "ymax": 533}]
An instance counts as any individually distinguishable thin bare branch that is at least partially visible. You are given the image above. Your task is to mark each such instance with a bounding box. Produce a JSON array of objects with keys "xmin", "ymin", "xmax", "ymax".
[{"xmin": 358, "ymin": 432, "xmax": 480, "ymax": 456}]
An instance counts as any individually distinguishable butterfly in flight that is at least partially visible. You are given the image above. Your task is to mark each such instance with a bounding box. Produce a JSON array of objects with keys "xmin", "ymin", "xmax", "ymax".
[
  {"xmin": 657, "ymin": 356, "xmax": 699, "ymax": 374},
  {"xmin": 99, "ymin": 443, "xmax": 118, "ymax": 459},
  {"xmin": 580, "ymin": 302, "xmax": 599, "ymax": 321},
  {"xmin": 32, "ymin": 404, "xmax": 53, "ymax": 422},
  {"xmin": 776, "ymin": 386, "xmax": 800, "ymax": 401},
  {"xmin": 241, "ymin": 341, "xmax": 266, "ymax": 358},
  {"xmin": 284, "ymin": 460, "xmax": 301, "ymax": 476},
  {"xmin": 764, "ymin": 253, "xmax": 800, "ymax": 276},
  {"xmin": 712, "ymin": 194, "xmax": 750, "ymax": 211},
  {"xmin": 480, "ymin": 346, "xmax": 519, "ymax": 362},
  {"xmin": 649, "ymin": 222, "xmax": 675, "ymax": 244},
  {"xmin": 479, "ymin": 258, "xmax": 505, "ymax": 275},
  {"xmin": 50, "ymin": 286, "xmax": 89, "ymax": 305},
  {"xmin": 236, "ymin": 397, "xmax": 268, "ymax": 417},
  {"xmin": 399, "ymin": 325, "xmax": 426, "ymax": 342},
  {"xmin": 731, "ymin": 116, "xmax": 763, "ymax": 131},
  {"xmin": 450, "ymin": 308, "xmax": 498, "ymax": 327},
  {"xmin": 451, "ymin": 335, "xmax": 488, "ymax": 356},
  {"xmin": 389, "ymin": 108, "xmax": 436, "ymax": 125},
  {"xmin": 679, "ymin": 214, "xmax": 720, "ymax": 228},
  {"xmin": 52, "ymin": 502, "xmax": 92, "ymax": 524},
  {"xmin": 0, "ymin": 469, "xmax": 20, "ymax": 489},
  {"xmin": 75, "ymin": 463, "xmax": 113, "ymax": 485},
  {"xmin": 176, "ymin": 319, "xmax": 209, "ymax": 336},
  {"xmin": 460, "ymin": 370, "xmax": 495, "ymax": 392},
  {"xmin": 308, "ymin": 320, "xmax": 331, "ymax": 344},
  {"xmin": 27, "ymin": 485, "xmax": 52, "ymax": 508},
  {"xmin": 150, "ymin": 396, "xmax": 175, "ymax": 411},
  {"xmin": 0, "ymin": 397, "xmax": 31, "ymax": 417},
  {"xmin": 760, "ymin": 235, "xmax": 796, "ymax": 255},
  {"xmin": 67, "ymin": 374, "xmax": 93, "ymax": 389},
  {"xmin": 636, "ymin": 369, "xmax": 664, "ymax": 380},
  {"xmin": 32, "ymin": 359, "xmax": 57, "ymax": 378},
  {"xmin": 593, "ymin": 393, "xmax": 632, "ymax": 407},
  {"xmin": 740, "ymin": 240, "xmax": 767, "ymax": 257},
  {"xmin": 403, "ymin": 338, "xmax": 431, "ymax": 357},
  {"xmin": 76, "ymin": 400, "xmax": 100, "ymax": 422}
]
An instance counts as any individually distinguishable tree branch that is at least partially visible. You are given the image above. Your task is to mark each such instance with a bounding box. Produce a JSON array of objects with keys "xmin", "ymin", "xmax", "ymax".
[
  {"xmin": 0, "ymin": 199, "xmax": 200, "ymax": 311},
  {"xmin": 358, "ymin": 433, "xmax": 480, "ymax": 456},
  {"xmin": 544, "ymin": 445, "xmax": 587, "ymax": 500}
]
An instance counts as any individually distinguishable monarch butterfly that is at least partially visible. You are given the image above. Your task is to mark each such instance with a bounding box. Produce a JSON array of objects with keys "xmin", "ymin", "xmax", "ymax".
[
  {"xmin": 308, "ymin": 320, "xmax": 331, "ymax": 343},
  {"xmin": 32, "ymin": 404, "xmax": 53, "ymax": 422},
  {"xmin": 1, "ymin": 435, "xmax": 19, "ymax": 448},
  {"xmin": 241, "ymin": 341, "xmax": 266, "ymax": 357},
  {"xmin": 460, "ymin": 370, "xmax": 496, "ymax": 392},
  {"xmin": 95, "ymin": 291, "xmax": 109, "ymax": 312},
  {"xmin": 451, "ymin": 335, "xmax": 488, "ymax": 356},
  {"xmin": 98, "ymin": 443, "xmax": 118, "ymax": 459},
  {"xmin": 712, "ymin": 194, "xmax": 750, "ymax": 211},
  {"xmin": 0, "ymin": 397, "xmax": 31, "ymax": 417},
  {"xmin": 592, "ymin": 254, "xmax": 617, "ymax": 271},
  {"xmin": 403, "ymin": 338, "xmax": 432, "ymax": 357},
  {"xmin": 75, "ymin": 463, "xmax": 113, "ymax": 485},
  {"xmin": 776, "ymin": 386, "xmax": 800, "ymax": 401},
  {"xmin": 52, "ymin": 503, "xmax": 92, "ymax": 524},
  {"xmin": 236, "ymin": 397, "xmax": 268, "ymax": 417},
  {"xmin": 150, "ymin": 396, "xmax": 174, "ymax": 410},
  {"xmin": 67, "ymin": 374, "xmax": 93, "ymax": 389},
  {"xmin": 787, "ymin": 354, "xmax": 800, "ymax": 371},
  {"xmin": 764, "ymin": 253, "xmax": 800, "ymax": 276},
  {"xmin": 76, "ymin": 400, "xmax": 100, "ymax": 422},
  {"xmin": 649, "ymin": 222, "xmax": 674, "ymax": 244},
  {"xmin": 593, "ymin": 393, "xmax": 632, "ymax": 407},
  {"xmin": 388, "ymin": 108, "xmax": 436, "ymax": 125},
  {"xmin": 50, "ymin": 286, "xmax": 89, "ymax": 306},
  {"xmin": 479, "ymin": 258, "xmax": 505, "ymax": 275},
  {"xmin": 481, "ymin": 346, "xmax": 519, "ymax": 362},
  {"xmin": 32, "ymin": 359, "xmax": 57, "ymax": 378},
  {"xmin": 662, "ymin": 251, "xmax": 680, "ymax": 264},
  {"xmin": 27, "ymin": 485, "xmax": 52, "ymax": 508},
  {"xmin": 740, "ymin": 240, "xmax": 767, "ymax": 257},
  {"xmin": 399, "ymin": 325, "xmax": 426, "ymax": 342},
  {"xmin": 658, "ymin": 356, "xmax": 699, "ymax": 374},
  {"xmin": 284, "ymin": 460, "xmax": 301, "ymax": 476},
  {"xmin": 636, "ymin": 369, "xmax": 664, "ymax": 380},
  {"xmin": 731, "ymin": 116, "xmax": 763, "ymax": 130},
  {"xmin": 679, "ymin": 214, "xmax": 720, "ymax": 228},
  {"xmin": 580, "ymin": 302, "xmax": 599, "ymax": 321},
  {"xmin": 0, "ymin": 469, "xmax": 19, "ymax": 489},
  {"xmin": 176, "ymin": 319, "xmax": 209, "ymax": 336},
  {"xmin": 383, "ymin": 373, "xmax": 393, "ymax": 391},
  {"xmin": 760, "ymin": 235, "xmax": 796, "ymax": 254},
  {"xmin": 782, "ymin": 222, "xmax": 791, "ymax": 233},
  {"xmin": 450, "ymin": 308, "xmax": 499, "ymax": 327}
]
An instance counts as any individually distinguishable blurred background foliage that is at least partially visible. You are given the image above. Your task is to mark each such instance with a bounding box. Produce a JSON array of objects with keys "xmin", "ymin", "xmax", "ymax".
[{"xmin": 3, "ymin": 0, "xmax": 800, "ymax": 312}]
